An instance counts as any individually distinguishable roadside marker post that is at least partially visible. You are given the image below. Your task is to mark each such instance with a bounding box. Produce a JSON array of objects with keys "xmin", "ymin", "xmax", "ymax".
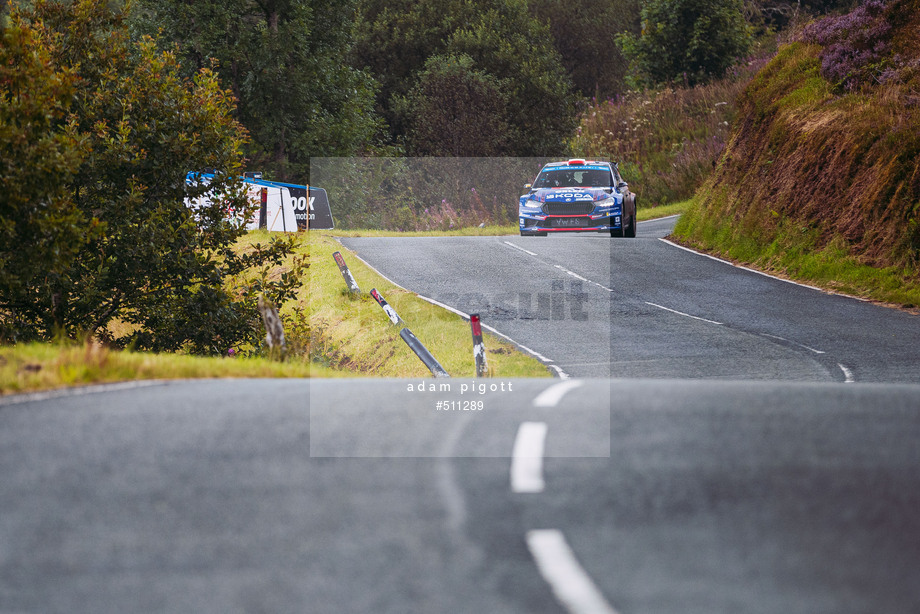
[
  {"xmin": 370, "ymin": 288, "xmax": 403, "ymax": 325},
  {"xmin": 400, "ymin": 328, "xmax": 450, "ymax": 378},
  {"xmin": 470, "ymin": 313, "xmax": 488, "ymax": 377},
  {"xmin": 257, "ymin": 295, "xmax": 286, "ymax": 360},
  {"xmin": 332, "ymin": 251, "xmax": 361, "ymax": 294}
]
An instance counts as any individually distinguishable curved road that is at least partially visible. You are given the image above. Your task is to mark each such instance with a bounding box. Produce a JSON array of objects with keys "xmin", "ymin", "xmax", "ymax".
[
  {"xmin": 340, "ymin": 216, "xmax": 920, "ymax": 382},
  {"xmin": 3, "ymin": 217, "xmax": 920, "ymax": 614}
]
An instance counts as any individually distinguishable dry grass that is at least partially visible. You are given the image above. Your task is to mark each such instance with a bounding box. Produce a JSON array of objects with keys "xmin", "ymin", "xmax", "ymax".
[
  {"xmin": 0, "ymin": 341, "xmax": 320, "ymax": 396},
  {"xmin": 571, "ymin": 56, "xmax": 771, "ymax": 207}
]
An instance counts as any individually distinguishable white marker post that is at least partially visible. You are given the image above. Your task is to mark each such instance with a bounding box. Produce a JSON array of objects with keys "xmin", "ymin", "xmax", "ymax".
[
  {"xmin": 470, "ymin": 313, "xmax": 488, "ymax": 377},
  {"xmin": 332, "ymin": 251, "xmax": 360, "ymax": 294},
  {"xmin": 370, "ymin": 288, "xmax": 402, "ymax": 326}
]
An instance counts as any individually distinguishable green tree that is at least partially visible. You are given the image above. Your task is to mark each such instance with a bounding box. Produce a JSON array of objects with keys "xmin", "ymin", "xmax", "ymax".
[
  {"xmin": 1, "ymin": 0, "xmax": 298, "ymax": 352},
  {"xmin": 353, "ymin": 0, "xmax": 578, "ymax": 156},
  {"xmin": 528, "ymin": 0, "xmax": 641, "ymax": 99},
  {"xmin": 0, "ymin": 11, "xmax": 83, "ymax": 341},
  {"xmin": 617, "ymin": 0, "xmax": 752, "ymax": 86},
  {"xmin": 133, "ymin": 0, "xmax": 382, "ymax": 181},
  {"xmin": 397, "ymin": 54, "xmax": 510, "ymax": 156}
]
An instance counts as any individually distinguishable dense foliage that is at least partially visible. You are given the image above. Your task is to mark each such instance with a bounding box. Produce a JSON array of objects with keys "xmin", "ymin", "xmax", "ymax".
[
  {"xmin": 0, "ymin": 0, "xmax": 299, "ymax": 352},
  {"xmin": 352, "ymin": 0, "xmax": 578, "ymax": 156},
  {"xmin": 528, "ymin": 0, "xmax": 640, "ymax": 99},
  {"xmin": 311, "ymin": 157, "xmax": 553, "ymax": 231},
  {"xmin": 617, "ymin": 0, "xmax": 753, "ymax": 86},
  {"xmin": 675, "ymin": 0, "xmax": 920, "ymax": 279},
  {"xmin": 396, "ymin": 55, "xmax": 510, "ymax": 156},
  {"xmin": 799, "ymin": 0, "xmax": 899, "ymax": 91},
  {"xmin": 134, "ymin": 0, "xmax": 381, "ymax": 181}
]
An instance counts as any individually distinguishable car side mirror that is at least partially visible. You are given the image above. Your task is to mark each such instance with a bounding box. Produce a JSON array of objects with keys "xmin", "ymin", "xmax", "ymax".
[
  {"xmin": 616, "ymin": 181, "xmax": 628, "ymax": 191},
  {"xmin": 524, "ymin": 183, "xmax": 532, "ymax": 190}
]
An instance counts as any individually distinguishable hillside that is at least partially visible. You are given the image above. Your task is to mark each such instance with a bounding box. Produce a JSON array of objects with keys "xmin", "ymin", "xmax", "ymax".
[{"xmin": 674, "ymin": 0, "xmax": 920, "ymax": 304}]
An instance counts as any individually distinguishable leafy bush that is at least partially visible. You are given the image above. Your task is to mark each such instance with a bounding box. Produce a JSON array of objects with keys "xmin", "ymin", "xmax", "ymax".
[
  {"xmin": 0, "ymin": 0, "xmax": 301, "ymax": 353},
  {"xmin": 617, "ymin": 0, "xmax": 753, "ymax": 86},
  {"xmin": 528, "ymin": 0, "xmax": 640, "ymax": 99},
  {"xmin": 353, "ymin": 0, "xmax": 577, "ymax": 156},
  {"xmin": 311, "ymin": 157, "xmax": 553, "ymax": 230},
  {"xmin": 396, "ymin": 54, "xmax": 511, "ymax": 156}
]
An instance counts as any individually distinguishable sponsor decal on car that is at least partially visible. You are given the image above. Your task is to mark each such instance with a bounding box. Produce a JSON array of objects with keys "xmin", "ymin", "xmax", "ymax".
[{"xmin": 543, "ymin": 191, "xmax": 595, "ymax": 202}]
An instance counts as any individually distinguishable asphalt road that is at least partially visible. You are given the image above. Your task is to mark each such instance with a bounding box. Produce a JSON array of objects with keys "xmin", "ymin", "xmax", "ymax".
[
  {"xmin": 341, "ymin": 216, "xmax": 920, "ymax": 382},
  {"xmin": 3, "ymin": 379, "xmax": 920, "ymax": 614},
  {"xmin": 3, "ymin": 217, "xmax": 920, "ymax": 614}
]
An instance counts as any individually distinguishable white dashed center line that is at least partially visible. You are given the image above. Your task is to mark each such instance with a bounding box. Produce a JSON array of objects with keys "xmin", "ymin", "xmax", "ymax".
[
  {"xmin": 526, "ymin": 529, "xmax": 620, "ymax": 614},
  {"xmin": 839, "ymin": 363, "xmax": 856, "ymax": 383},
  {"xmin": 761, "ymin": 333, "xmax": 826, "ymax": 354},
  {"xmin": 645, "ymin": 301, "xmax": 722, "ymax": 325},
  {"xmin": 554, "ymin": 265, "xmax": 614, "ymax": 292},
  {"xmin": 533, "ymin": 380, "xmax": 584, "ymax": 407},
  {"xmin": 511, "ymin": 422, "xmax": 548, "ymax": 494},
  {"xmin": 503, "ymin": 241, "xmax": 538, "ymax": 256}
]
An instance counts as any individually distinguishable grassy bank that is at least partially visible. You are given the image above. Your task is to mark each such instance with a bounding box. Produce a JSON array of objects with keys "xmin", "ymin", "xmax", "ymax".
[
  {"xmin": 1, "ymin": 225, "xmax": 554, "ymax": 395},
  {"xmin": 637, "ymin": 200, "xmax": 691, "ymax": 221},
  {"xmin": 674, "ymin": 197, "xmax": 920, "ymax": 308},
  {"xmin": 673, "ymin": 0, "xmax": 920, "ymax": 309},
  {"xmin": 305, "ymin": 231, "xmax": 550, "ymax": 378}
]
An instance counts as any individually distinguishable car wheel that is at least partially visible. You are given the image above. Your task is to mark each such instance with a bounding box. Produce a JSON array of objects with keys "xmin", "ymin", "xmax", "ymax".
[
  {"xmin": 625, "ymin": 195, "xmax": 637, "ymax": 238},
  {"xmin": 625, "ymin": 215, "xmax": 636, "ymax": 238}
]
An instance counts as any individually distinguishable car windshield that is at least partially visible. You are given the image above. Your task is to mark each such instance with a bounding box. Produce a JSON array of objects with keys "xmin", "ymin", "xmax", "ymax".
[{"xmin": 533, "ymin": 168, "xmax": 611, "ymax": 189}]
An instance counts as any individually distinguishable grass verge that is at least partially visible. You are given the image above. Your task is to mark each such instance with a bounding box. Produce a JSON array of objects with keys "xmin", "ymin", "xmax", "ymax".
[
  {"xmin": 325, "ymin": 225, "xmax": 518, "ymax": 238},
  {"xmin": 0, "ymin": 342, "xmax": 322, "ymax": 396},
  {"xmin": 330, "ymin": 201, "xmax": 689, "ymax": 239},
  {"xmin": 638, "ymin": 200, "xmax": 692, "ymax": 221},
  {"xmin": 306, "ymin": 231, "xmax": 551, "ymax": 378},
  {"xmin": 673, "ymin": 197, "xmax": 920, "ymax": 309}
]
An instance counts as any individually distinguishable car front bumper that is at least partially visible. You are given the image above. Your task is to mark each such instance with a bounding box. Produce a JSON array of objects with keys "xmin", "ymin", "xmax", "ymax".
[{"xmin": 519, "ymin": 212, "xmax": 621, "ymax": 233}]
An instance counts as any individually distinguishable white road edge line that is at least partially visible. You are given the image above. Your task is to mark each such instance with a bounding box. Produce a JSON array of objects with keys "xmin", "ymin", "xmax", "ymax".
[
  {"xmin": 838, "ymin": 363, "xmax": 856, "ymax": 383},
  {"xmin": 534, "ymin": 380, "xmax": 584, "ymax": 407},
  {"xmin": 526, "ymin": 529, "xmax": 620, "ymax": 614},
  {"xmin": 503, "ymin": 241, "xmax": 538, "ymax": 256},
  {"xmin": 645, "ymin": 301, "xmax": 722, "ymax": 326},
  {"xmin": 511, "ymin": 422, "xmax": 548, "ymax": 493},
  {"xmin": 0, "ymin": 380, "xmax": 167, "ymax": 407},
  {"xmin": 641, "ymin": 213, "xmax": 681, "ymax": 222},
  {"xmin": 342, "ymin": 245, "xmax": 571, "ymax": 378},
  {"xmin": 658, "ymin": 238, "xmax": 869, "ymax": 301}
]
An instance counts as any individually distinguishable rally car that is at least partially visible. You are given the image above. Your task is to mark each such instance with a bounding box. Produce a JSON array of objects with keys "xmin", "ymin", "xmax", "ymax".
[{"xmin": 519, "ymin": 159, "xmax": 637, "ymax": 237}]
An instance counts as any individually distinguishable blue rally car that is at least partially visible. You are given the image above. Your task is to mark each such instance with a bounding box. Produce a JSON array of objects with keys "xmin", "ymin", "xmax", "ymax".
[{"xmin": 519, "ymin": 159, "xmax": 637, "ymax": 237}]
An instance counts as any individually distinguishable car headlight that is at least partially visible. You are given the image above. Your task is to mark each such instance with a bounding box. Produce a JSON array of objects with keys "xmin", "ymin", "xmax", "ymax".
[
  {"xmin": 521, "ymin": 197, "xmax": 542, "ymax": 209},
  {"xmin": 594, "ymin": 197, "xmax": 620, "ymax": 211}
]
